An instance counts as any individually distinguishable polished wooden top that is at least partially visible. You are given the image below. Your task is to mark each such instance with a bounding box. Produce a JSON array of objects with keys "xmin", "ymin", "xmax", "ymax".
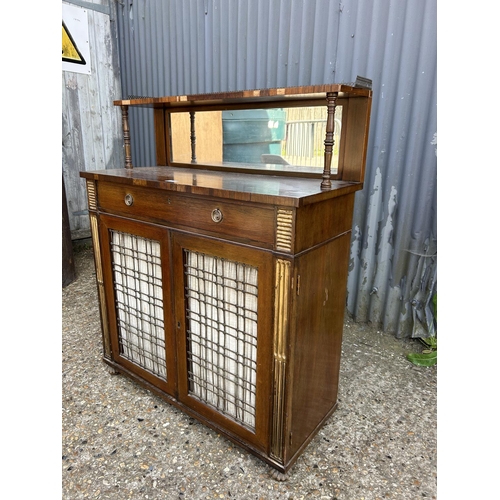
[
  {"xmin": 80, "ymin": 166, "xmax": 363, "ymax": 207},
  {"xmin": 114, "ymin": 84, "xmax": 372, "ymax": 109}
]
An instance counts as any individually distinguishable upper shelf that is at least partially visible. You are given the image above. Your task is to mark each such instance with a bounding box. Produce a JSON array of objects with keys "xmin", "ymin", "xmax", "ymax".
[
  {"xmin": 112, "ymin": 84, "xmax": 372, "ymax": 189},
  {"xmin": 114, "ymin": 84, "xmax": 372, "ymax": 109}
]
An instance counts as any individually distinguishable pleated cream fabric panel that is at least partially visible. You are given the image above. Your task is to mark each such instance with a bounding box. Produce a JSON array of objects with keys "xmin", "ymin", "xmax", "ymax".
[
  {"xmin": 110, "ymin": 230, "xmax": 167, "ymax": 380},
  {"xmin": 184, "ymin": 250, "xmax": 258, "ymax": 430}
]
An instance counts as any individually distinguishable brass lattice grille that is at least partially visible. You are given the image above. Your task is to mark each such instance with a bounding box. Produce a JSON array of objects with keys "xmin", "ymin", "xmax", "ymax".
[
  {"xmin": 184, "ymin": 250, "xmax": 258, "ymax": 430},
  {"xmin": 110, "ymin": 230, "xmax": 166, "ymax": 380}
]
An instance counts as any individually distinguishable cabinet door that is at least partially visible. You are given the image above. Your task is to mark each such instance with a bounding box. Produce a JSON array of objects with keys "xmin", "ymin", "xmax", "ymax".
[
  {"xmin": 99, "ymin": 215, "xmax": 176, "ymax": 396},
  {"xmin": 172, "ymin": 233, "xmax": 274, "ymax": 452}
]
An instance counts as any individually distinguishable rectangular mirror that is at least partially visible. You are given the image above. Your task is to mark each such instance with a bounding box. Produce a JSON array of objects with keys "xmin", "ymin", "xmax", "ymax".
[{"xmin": 169, "ymin": 106, "xmax": 343, "ymax": 175}]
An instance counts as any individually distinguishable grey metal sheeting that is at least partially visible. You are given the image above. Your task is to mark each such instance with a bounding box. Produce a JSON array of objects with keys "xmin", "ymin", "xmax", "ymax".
[{"xmin": 113, "ymin": 0, "xmax": 437, "ymax": 337}]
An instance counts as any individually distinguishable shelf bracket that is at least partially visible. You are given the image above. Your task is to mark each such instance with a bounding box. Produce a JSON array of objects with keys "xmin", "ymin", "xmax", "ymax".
[
  {"xmin": 190, "ymin": 111, "xmax": 197, "ymax": 163},
  {"xmin": 321, "ymin": 92, "xmax": 338, "ymax": 190},
  {"xmin": 121, "ymin": 105, "xmax": 133, "ymax": 169}
]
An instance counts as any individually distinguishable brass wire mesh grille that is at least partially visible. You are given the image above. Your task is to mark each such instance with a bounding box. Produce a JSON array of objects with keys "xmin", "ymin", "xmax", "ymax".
[
  {"xmin": 110, "ymin": 230, "xmax": 167, "ymax": 380},
  {"xmin": 184, "ymin": 250, "xmax": 258, "ymax": 430}
]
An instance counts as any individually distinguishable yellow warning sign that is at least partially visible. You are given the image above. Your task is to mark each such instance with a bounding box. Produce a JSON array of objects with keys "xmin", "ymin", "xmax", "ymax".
[
  {"xmin": 62, "ymin": 4, "xmax": 90, "ymax": 74},
  {"xmin": 62, "ymin": 21, "xmax": 86, "ymax": 65}
]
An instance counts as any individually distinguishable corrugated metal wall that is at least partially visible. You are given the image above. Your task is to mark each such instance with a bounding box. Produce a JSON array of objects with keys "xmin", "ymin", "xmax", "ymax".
[
  {"xmin": 62, "ymin": 0, "xmax": 124, "ymax": 239},
  {"xmin": 113, "ymin": 0, "xmax": 437, "ymax": 338}
]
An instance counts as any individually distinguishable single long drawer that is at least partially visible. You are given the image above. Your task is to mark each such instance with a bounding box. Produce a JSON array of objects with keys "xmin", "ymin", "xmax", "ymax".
[{"xmin": 97, "ymin": 181, "xmax": 276, "ymax": 247}]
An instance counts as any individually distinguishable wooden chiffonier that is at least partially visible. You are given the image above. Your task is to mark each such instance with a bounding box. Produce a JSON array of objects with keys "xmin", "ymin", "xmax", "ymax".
[{"xmin": 80, "ymin": 84, "xmax": 372, "ymax": 476}]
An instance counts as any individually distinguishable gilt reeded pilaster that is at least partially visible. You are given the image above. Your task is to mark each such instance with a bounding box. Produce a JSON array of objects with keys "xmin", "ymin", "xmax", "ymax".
[
  {"xmin": 86, "ymin": 180, "xmax": 112, "ymax": 358},
  {"xmin": 270, "ymin": 259, "xmax": 291, "ymax": 461}
]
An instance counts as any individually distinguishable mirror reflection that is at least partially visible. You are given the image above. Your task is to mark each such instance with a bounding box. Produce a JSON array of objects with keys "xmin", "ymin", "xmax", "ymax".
[{"xmin": 170, "ymin": 106, "xmax": 342, "ymax": 173}]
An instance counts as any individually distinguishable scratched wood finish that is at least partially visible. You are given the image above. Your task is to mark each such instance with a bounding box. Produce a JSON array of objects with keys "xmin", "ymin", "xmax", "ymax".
[{"xmin": 81, "ymin": 166, "xmax": 363, "ymax": 208}]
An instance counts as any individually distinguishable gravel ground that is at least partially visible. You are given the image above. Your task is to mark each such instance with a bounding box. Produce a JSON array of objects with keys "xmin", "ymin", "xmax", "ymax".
[{"xmin": 62, "ymin": 245, "xmax": 437, "ymax": 500}]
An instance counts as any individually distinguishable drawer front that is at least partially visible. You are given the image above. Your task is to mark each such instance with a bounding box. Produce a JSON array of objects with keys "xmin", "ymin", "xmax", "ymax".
[{"xmin": 97, "ymin": 181, "xmax": 276, "ymax": 247}]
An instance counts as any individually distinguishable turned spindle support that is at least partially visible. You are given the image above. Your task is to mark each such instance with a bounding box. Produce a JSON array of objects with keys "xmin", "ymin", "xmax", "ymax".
[
  {"xmin": 190, "ymin": 111, "xmax": 197, "ymax": 163},
  {"xmin": 321, "ymin": 92, "xmax": 338, "ymax": 190},
  {"xmin": 121, "ymin": 105, "xmax": 133, "ymax": 169}
]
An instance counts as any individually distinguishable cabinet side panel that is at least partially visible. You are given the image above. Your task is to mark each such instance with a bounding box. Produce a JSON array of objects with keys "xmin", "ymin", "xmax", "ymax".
[
  {"xmin": 294, "ymin": 193, "xmax": 354, "ymax": 252},
  {"xmin": 342, "ymin": 96, "xmax": 371, "ymax": 183},
  {"xmin": 286, "ymin": 231, "xmax": 351, "ymax": 461}
]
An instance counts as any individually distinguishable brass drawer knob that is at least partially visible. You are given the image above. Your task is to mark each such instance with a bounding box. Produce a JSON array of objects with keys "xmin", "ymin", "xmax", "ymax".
[
  {"xmin": 124, "ymin": 193, "xmax": 134, "ymax": 206},
  {"xmin": 211, "ymin": 208, "xmax": 223, "ymax": 223}
]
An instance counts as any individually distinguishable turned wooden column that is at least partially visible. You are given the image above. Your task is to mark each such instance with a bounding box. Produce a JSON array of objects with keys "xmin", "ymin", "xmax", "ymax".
[
  {"xmin": 321, "ymin": 92, "xmax": 338, "ymax": 190},
  {"xmin": 190, "ymin": 111, "xmax": 197, "ymax": 163},
  {"xmin": 121, "ymin": 105, "xmax": 133, "ymax": 169}
]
